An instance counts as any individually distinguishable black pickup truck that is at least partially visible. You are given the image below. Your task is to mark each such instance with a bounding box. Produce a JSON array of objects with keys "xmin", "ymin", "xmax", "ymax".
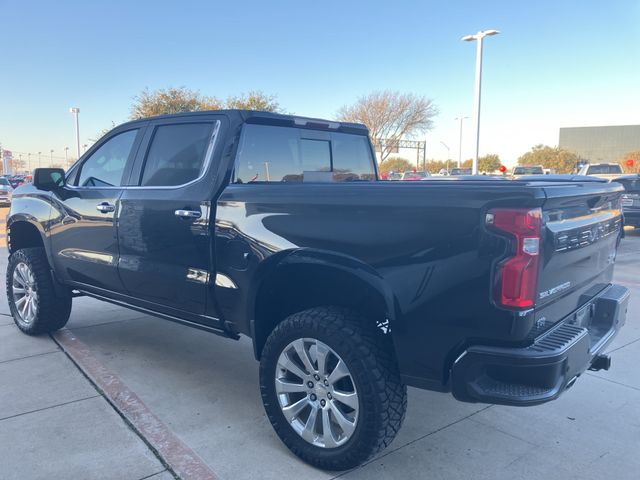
[{"xmin": 6, "ymin": 110, "xmax": 630, "ymax": 470}]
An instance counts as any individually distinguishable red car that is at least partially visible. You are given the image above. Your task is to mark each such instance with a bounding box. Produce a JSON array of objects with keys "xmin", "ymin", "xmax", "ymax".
[{"xmin": 401, "ymin": 171, "xmax": 429, "ymax": 180}]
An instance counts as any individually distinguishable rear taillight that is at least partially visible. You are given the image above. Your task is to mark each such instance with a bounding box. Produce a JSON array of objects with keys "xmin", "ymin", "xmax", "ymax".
[{"xmin": 486, "ymin": 208, "xmax": 542, "ymax": 309}]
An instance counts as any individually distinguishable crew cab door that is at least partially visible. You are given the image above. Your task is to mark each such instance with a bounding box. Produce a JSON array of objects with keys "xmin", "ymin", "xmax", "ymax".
[
  {"xmin": 49, "ymin": 126, "xmax": 145, "ymax": 292},
  {"xmin": 117, "ymin": 116, "xmax": 224, "ymax": 322}
]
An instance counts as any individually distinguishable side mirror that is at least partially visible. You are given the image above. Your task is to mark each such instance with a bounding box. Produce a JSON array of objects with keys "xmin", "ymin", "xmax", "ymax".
[{"xmin": 33, "ymin": 168, "xmax": 66, "ymax": 191}]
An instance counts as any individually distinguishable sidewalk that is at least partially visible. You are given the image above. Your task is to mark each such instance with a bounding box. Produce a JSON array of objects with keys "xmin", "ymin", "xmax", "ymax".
[
  {"xmin": 0, "ymin": 314, "xmax": 172, "ymax": 480},
  {"xmin": 1, "ymin": 231, "xmax": 640, "ymax": 479}
]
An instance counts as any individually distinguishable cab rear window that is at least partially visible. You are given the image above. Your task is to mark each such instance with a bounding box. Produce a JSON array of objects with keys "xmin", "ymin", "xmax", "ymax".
[
  {"xmin": 587, "ymin": 165, "xmax": 623, "ymax": 174},
  {"xmin": 234, "ymin": 124, "xmax": 376, "ymax": 183}
]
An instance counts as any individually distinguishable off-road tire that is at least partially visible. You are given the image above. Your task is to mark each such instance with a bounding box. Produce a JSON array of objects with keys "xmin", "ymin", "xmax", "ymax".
[
  {"xmin": 259, "ymin": 306, "xmax": 407, "ymax": 470},
  {"xmin": 7, "ymin": 247, "xmax": 72, "ymax": 335}
]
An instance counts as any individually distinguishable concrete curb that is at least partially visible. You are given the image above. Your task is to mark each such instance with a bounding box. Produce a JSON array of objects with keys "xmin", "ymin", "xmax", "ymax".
[{"xmin": 53, "ymin": 329, "xmax": 220, "ymax": 480}]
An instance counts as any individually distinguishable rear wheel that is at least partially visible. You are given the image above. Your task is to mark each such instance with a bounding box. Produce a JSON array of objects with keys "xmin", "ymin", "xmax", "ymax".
[
  {"xmin": 259, "ymin": 306, "xmax": 407, "ymax": 470},
  {"xmin": 7, "ymin": 248, "xmax": 72, "ymax": 335}
]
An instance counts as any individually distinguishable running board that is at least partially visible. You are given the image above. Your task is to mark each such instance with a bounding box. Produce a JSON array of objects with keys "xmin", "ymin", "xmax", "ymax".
[{"xmin": 76, "ymin": 289, "xmax": 240, "ymax": 340}]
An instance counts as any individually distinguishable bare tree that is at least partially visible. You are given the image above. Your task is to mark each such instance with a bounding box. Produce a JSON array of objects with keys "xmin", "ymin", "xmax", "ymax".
[
  {"xmin": 337, "ymin": 91, "xmax": 438, "ymax": 162},
  {"xmin": 10, "ymin": 157, "xmax": 26, "ymax": 172}
]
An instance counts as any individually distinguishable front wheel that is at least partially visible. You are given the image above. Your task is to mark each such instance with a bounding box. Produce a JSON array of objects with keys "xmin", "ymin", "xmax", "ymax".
[
  {"xmin": 259, "ymin": 307, "xmax": 407, "ymax": 470},
  {"xmin": 7, "ymin": 247, "xmax": 72, "ymax": 335}
]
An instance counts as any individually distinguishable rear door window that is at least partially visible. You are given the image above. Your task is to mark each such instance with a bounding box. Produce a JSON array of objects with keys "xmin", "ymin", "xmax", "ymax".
[
  {"xmin": 140, "ymin": 122, "xmax": 216, "ymax": 187},
  {"xmin": 234, "ymin": 124, "xmax": 375, "ymax": 183}
]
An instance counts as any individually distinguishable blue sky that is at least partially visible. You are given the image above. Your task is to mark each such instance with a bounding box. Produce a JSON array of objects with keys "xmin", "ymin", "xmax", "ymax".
[{"xmin": 1, "ymin": 0, "xmax": 639, "ymax": 166}]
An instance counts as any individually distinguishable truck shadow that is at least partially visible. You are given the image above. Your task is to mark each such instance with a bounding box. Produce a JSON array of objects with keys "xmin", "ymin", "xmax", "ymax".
[{"xmin": 64, "ymin": 309, "xmax": 486, "ymax": 476}]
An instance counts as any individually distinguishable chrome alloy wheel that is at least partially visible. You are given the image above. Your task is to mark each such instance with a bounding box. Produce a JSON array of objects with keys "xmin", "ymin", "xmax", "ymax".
[
  {"xmin": 12, "ymin": 262, "xmax": 38, "ymax": 325},
  {"xmin": 275, "ymin": 338, "xmax": 359, "ymax": 448}
]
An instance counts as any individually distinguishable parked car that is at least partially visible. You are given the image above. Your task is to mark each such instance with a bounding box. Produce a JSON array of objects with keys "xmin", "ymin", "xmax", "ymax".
[
  {"xmin": 386, "ymin": 171, "xmax": 402, "ymax": 181},
  {"xmin": 0, "ymin": 177, "xmax": 14, "ymax": 206},
  {"xmin": 613, "ymin": 174, "xmax": 640, "ymax": 229},
  {"xmin": 512, "ymin": 165, "xmax": 544, "ymax": 178},
  {"xmin": 8, "ymin": 175, "xmax": 24, "ymax": 189},
  {"xmin": 449, "ymin": 167, "xmax": 472, "ymax": 175},
  {"xmin": 578, "ymin": 163, "xmax": 624, "ymax": 180},
  {"xmin": 6, "ymin": 110, "xmax": 629, "ymax": 470},
  {"xmin": 401, "ymin": 170, "xmax": 429, "ymax": 180}
]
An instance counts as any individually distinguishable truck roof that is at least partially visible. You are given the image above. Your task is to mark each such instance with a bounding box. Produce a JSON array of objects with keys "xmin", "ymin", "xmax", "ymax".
[{"xmin": 118, "ymin": 109, "xmax": 369, "ymax": 135}]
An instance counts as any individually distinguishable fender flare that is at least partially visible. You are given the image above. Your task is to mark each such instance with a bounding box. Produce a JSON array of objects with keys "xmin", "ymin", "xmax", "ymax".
[
  {"xmin": 7, "ymin": 212, "xmax": 53, "ymax": 268},
  {"xmin": 249, "ymin": 248, "xmax": 399, "ymax": 358}
]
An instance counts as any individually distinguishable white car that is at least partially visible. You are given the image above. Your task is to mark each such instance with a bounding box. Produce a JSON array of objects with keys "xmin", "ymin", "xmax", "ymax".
[
  {"xmin": 0, "ymin": 177, "xmax": 14, "ymax": 206},
  {"xmin": 577, "ymin": 163, "xmax": 624, "ymax": 180},
  {"xmin": 512, "ymin": 165, "xmax": 544, "ymax": 178}
]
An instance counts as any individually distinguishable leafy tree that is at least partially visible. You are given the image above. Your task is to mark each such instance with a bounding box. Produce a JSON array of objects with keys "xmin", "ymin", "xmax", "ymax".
[
  {"xmin": 337, "ymin": 90, "xmax": 438, "ymax": 162},
  {"xmin": 456, "ymin": 155, "xmax": 501, "ymax": 173},
  {"xmin": 378, "ymin": 157, "xmax": 413, "ymax": 174},
  {"xmin": 478, "ymin": 154, "xmax": 501, "ymax": 173},
  {"xmin": 130, "ymin": 87, "xmax": 282, "ymax": 120},
  {"xmin": 518, "ymin": 144, "xmax": 578, "ymax": 173},
  {"xmin": 131, "ymin": 87, "xmax": 222, "ymax": 119},
  {"xmin": 425, "ymin": 160, "xmax": 446, "ymax": 174},
  {"xmin": 225, "ymin": 90, "xmax": 280, "ymax": 112},
  {"xmin": 620, "ymin": 150, "xmax": 640, "ymax": 173}
]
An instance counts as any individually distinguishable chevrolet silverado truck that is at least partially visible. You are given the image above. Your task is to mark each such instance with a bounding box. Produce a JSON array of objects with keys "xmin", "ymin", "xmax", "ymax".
[{"xmin": 6, "ymin": 110, "xmax": 630, "ymax": 470}]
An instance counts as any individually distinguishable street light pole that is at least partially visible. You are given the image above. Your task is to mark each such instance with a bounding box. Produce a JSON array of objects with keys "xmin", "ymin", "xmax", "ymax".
[
  {"xmin": 454, "ymin": 116, "xmax": 469, "ymax": 167},
  {"xmin": 64, "ymin": 147, "xmax": 69, "ymax": 167},
  {"xmin": 440, "ymin": 141, "xmax": 451, "ymax": 174},
  {"xmin": 27, "ymin": 153, "xmax": 31, "ymax": 172},
  {"xmin": 69, "ymin": 107, "xmax": 81, "ymax": 159},
  {"xmin": 50, "ymin": 149, "xmax": 54, "ymax": 166},
  {"xmin": 38, "ymin": 152, "xmax": 42, "ymax": 168},
  {"xmin": 462, "ymin": 29, "xmax": 499, "ymax": 175}
]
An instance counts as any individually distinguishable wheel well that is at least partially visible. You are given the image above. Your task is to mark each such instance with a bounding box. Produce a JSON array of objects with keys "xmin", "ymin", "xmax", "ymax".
[
  {"xmin": 253, "ymin": 264, "xmax": 391, "ymax": 358},
  {"xmin": 8, "ymin": 221, "xmax": 44, "ymax": 254}
]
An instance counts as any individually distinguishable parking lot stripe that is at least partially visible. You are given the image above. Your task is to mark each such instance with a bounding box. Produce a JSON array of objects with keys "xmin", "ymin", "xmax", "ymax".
[{"xmin": 53, "ymin": 329, "xmax": 220, "ymax": 480}]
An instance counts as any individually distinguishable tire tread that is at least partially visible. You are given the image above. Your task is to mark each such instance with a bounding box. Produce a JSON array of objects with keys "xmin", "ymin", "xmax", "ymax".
[
  {"xmin": 259, "ymin": 306, "xmax": 407, "ymax": 470},
  {"xmin": 6, "ymin": 247, "xmax": 72, "ymax": 335}
]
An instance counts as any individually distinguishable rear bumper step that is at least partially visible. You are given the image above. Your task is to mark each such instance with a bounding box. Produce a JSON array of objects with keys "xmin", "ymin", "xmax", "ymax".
[{"xmin": 451, "ymin": 284, "xmax": 630, "ymax": 406}]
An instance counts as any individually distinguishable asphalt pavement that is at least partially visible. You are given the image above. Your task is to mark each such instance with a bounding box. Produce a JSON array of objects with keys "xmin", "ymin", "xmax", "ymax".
[{"xmin": 1, "ymin": 216, "xmax": 639, "ymax": 479}]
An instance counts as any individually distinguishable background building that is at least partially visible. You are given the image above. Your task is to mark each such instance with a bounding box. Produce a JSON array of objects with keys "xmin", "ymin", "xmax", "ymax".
[{"xmin": 559, "ymin": 125, "xmax": 640, "ymax": 163}]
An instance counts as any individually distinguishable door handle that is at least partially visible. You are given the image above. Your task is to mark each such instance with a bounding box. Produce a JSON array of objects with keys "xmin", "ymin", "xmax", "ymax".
[
  {"xmin": 96, "ymin": 202, "xmax": 116, "ymax": 213},
  {"xmin": 175, "ymin": 209, "xmax": 202, "ymax": 219}
]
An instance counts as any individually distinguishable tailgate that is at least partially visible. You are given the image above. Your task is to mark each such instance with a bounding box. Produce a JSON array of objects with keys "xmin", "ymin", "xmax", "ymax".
[{"xmin": 534, "ymin": 182, "xmax": 624, "ymax": 331}]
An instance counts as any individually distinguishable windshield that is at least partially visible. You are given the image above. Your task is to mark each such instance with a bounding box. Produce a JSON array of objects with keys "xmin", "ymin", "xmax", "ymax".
[
  {"xmin": 450, "ymin": 168, "xmax": 472, "ymax": 175},
  {"xmin": 0, "ymin": 178, "xmax": 9, "ymax": 186},
  {"xmin": 587, "ymin": 164, "xmax": 623, "ymax": 174},
  {"xmin": 513, "ymin": 166, "xmax": 543, "ymax": 175}
]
